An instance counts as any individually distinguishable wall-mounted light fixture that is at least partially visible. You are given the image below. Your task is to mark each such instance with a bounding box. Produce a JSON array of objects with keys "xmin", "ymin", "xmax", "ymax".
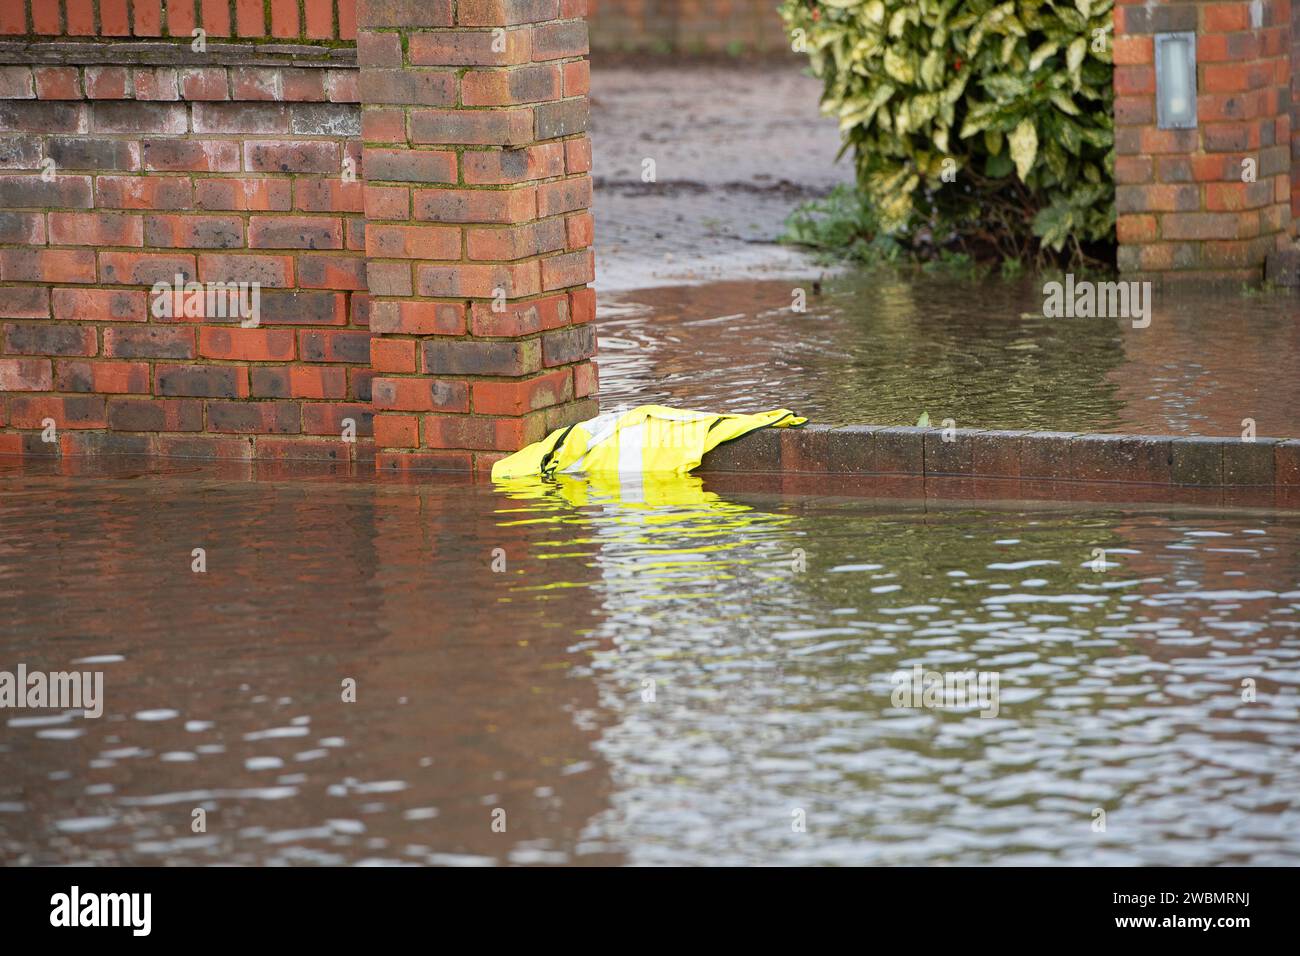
[{"xmin": 1154, "ymin": 32, "xmax": 1197, "ymax": 130}]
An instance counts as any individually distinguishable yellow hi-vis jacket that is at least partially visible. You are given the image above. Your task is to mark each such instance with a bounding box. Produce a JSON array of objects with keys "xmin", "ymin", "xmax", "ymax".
[{"xmin": 490, "ymin": 404, "xmax": 806, "ymax": 480}]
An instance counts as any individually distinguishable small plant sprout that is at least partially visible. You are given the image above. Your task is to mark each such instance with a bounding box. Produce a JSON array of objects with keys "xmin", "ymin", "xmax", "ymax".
[
  {"xmin": 341, "ymin": 678, "xmax": 357, "ymax": 703},
  {"xmin": 491, "ymin": 28, "xmax": 507, "ymax": 53},
  {"xmin": 1090, "ymin": 548, "xmax": 1107, "ymax": 573},
  {"xmin": 191, "ymin": 808, "xmax": 206, "ymax": 833},
  {"xmin": 791, "ymin": 287, "xmax": 806, "ymax": 312},
  {"xmin": 791, "ymin": 548, "xmax": 807, "ymax": 573},
  {"xmin": 641, "ymin": 678, "xmax": 656, "ymax": 703},
  {"xmin": 641, "ymin": 157, "xmax": 657, "ymax": 183},
  {"xmin": 1242, "ymin": 678, "xmax": 1256, "ymax": 703},
  {"xmin": 942, "ymin": 418, "xmax": 956, "ymax": 442},
  {"xmin": 791, "ymin": 808, "xmax": 806, "ymax": 833},
  {"xmin": 1241, "ymin": 418, "xmax": 1256, "ymax": 442},
  {"xmin": 191, "ymin": 28, "xmax": 207, "ymax": 53},
  {"xmin": 491, "ymin": 808, "xmax": 507, "ymax": 833},
  {"xmin": 341, "ymin": 418, "xmax": 357, "ymax": 443},
  {"xmin": 40, "ymin": 157, "xmax": 56, "ymax": 182},
  {"xmin": 191, "ymin": 548, "xmax": 206, "ymax": 573},
  {"xmin": 1241, "ymin": 157, "xmax": 1257, "ymax": 183},
  {"xmin": 1092, "ymin": 808, "xmax": 1107, "ymax": 833},
  {"xmin": 41, "ymin": 418, "xmax": 56, "ymax": 443},
  {"xmin": 492, "ymin": 286, "xmax": 507, "ymax": 313},
  {"xmin": 491, "ymin": 548, "xmax": 506, "ymax": 573}
]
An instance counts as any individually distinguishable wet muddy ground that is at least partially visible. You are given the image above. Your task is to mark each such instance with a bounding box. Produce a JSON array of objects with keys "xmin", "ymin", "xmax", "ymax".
[{"xmin": 590, "ymin": 59, "xmax": 850, "ymax": 292}]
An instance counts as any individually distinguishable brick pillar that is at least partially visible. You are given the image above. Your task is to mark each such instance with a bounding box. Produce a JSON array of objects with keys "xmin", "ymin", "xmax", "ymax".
[
  {"xmin": 357, "ymin": 0, "xmax": 599, "ymax": 474},
  {"xmin": 1114, "ymin": 0, "xmax": 1293, "ymax": 280}
]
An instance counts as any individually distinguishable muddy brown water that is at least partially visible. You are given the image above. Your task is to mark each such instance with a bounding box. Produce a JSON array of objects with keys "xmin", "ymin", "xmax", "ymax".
[
  {"xmin": 2, "ymin": 467, "xmax": 1298, "ymax": 865},
  {"xmin": 596, "ymin": 274, "xmax": 1300, "ymax": 438}
]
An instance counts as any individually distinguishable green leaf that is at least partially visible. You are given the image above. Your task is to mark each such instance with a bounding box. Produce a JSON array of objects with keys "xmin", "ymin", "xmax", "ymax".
[
  {"xmin": 1009, "ymin": 118, "xmax": 1038, "ymax": 181},
  {"xmin": 1028, "ymin": 41, "xmax": 1058, "ymax": 71}
]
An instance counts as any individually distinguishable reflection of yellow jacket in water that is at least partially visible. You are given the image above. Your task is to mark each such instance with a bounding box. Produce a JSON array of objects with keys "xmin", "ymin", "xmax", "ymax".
[{"xmin": 491, "ymin": 404, "xmax": 806, "ymax": 481}]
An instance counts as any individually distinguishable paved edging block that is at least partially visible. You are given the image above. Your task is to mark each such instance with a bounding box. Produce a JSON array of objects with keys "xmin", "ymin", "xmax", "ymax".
[{"xmin": 698, "ymin": 424, "xmax": 1300, "ymax": 489}]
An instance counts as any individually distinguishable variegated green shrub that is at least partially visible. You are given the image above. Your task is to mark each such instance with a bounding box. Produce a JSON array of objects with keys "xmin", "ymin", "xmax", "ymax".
[{"xmin": 781, "ymin": 0, "xmax": 1115, "ymax": 261}]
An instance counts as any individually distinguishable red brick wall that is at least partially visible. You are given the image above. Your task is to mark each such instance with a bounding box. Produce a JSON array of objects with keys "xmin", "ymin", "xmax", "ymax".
[
  {"xmin": 588, "ymin": 0, "xmax": 787, "ymax": 54},
  {"xmin": 0, "ymin": 0, "xmax": 357, "ymax": 39},
  {"xmin": 1293, "ymin": 0, "xmax": 1300, "ymax": 225},
  {"xmin": 358, "ymin": 0, "xmax": 598, "ymax": 475},
  {"xmin": 1114, "ymin": 0, "xmax": 1294, "ymax": 279},
  {"xmin": 0, "ymin": 51, "xmax": 372, "ymax": 461},
  {"xmin": 1, "ymin": 0, "xmax": 599, "ymax": 468}
]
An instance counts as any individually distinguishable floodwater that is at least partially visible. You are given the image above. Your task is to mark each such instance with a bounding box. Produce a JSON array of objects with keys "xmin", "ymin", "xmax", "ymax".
[
  {"xmin": 596, "ymin": 275, "xmax": 1300, "ymax": 438},
  {"xmin": 2, "ymin": 466, "xmax": 1298, "ymax": 865}
]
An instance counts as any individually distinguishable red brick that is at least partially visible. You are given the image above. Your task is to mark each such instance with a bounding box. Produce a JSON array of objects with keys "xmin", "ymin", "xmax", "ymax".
[
  {"xmin": 472, "ymin": 367, "xmax": 571, "ymax": 415},
  {"xmin": 85, "ymin": 66, "xmax": 130, "ymax": 99},
  {"xmin": 370, "ymin": 300, "xmax": 465, "ymax": 335},
  {"xmin": 98, "ymin": 251, "xmax": 195, "ymax": 285},
  {"xmin": 371, "ymin": 377, "xmax": 469, "ymax": 412},
  {"xmin": 55, "ymin": 360, "xmax": 150, "ymax": 394},
  {"xmin": 0, "ymin": 2, "xmax": 25, "ymax": 33},
  {"xmin": 10, "ymin": 395, "xmax": 105, "ymax": 430},
  {"xmin": 201, "ymin": 0, "xmax": 232, "ymax": 35},
  {"xmin": 53, "ymin": 288, "xmax": 148, "ymax": 322},
  {"xmin": 540, "ymin": 248, "xmax": 593, "ymax": 290},
  {"xmin": 96, "ymin": 176, "xmax": 192, "ymax": 210},
  {"xmin": 100, "ymin": 0, "xmax": 131, "ymax": 35},
  {"xmin": 469, "ymin": 293, "xmax": 565, "ymax": 336},
  {"xmin": 289, "ymin": 365, "xmax": 348, "ymax": 399},
  {"xmin": 30, "ymin": 0, "xmax": 61, "ymax": 32},
  {"xmin": 249, "ymin": 216, "xmax": 344, "ymax": 250},
  {"xmin": 195, "ymin": 178, "xmax": 293, "ymax": 211},
  {"xmin": 34, "ymin": 68, "xmax": 81, "ymax": 100},
  {"xmin": 270, "ymin": 0, "xmax": 300, "ymax": 37},
  {"xmin": 0, "ymin": 358, "xmax": 54, "ymax": 391},
  {"xmin": 296, "ymin": 178, "xmax": 365, "ymax": 213},
  {"xmin": 281, "ymin": 69, "xmax": 326, "ymax": 102},
  {"xmin": 370, "ymin": 338, "xmax": 418, "ymax": 373},
  {"xmin": 408, "ymin": 28, "xmax": 531, "ymax": 65},
  {"xmin": 166, "ymin": 0, "xmax": 197, "ymax": 36},
  {"xmin": 0, "ymin": 249, "xmax": 97, "ymax": 284},
  {"xmin": 416, "ymin": 260, "xmax": 541, "ymax": 298},
  {"xmin": 198, "ymin": 253, "xmax": 294, "ymax": 288},
  {"xmin": 179, "ymin": 68, "xmax": 229, "ymax": 100},
  {"xmin": 413, "ymin": 185, "xmax": 536, "ymax": 223},
  {"xmin": 364, "ymin": 185, "xmax": 410, "ymax": 220},
  {"xmin": 1113, "ymin": 35, "xmax": 1152, "ymax": 66},
  {"xmin": 461, "ymin": 63, "xmax": 562, "ymax": 106},
  {"xmin": 1116, "ymin": 214, "xmax": 1157, "ymax": 244},
  {"xmin": 3, "ymin": 322, "xmax": 97, "ymax": 356},
  {"xmin": 198, "ymin": 327, "xmax": 295, "ymax": 361},
  {"xmin": 1203, "ymin": 3, "xmax": 1250, "ymax": 33},
  {"xmin": 467, "ymin": 219, "xmax": 566, "ymax": 260},
  {"xmin": 49, "ymin": 212, "xmax": 144, "ymax": 247},
  {"xmin": 365, "ymin": 223, "xmax": 461, "ymax": 259},
  {"xmin": 108, "ymin": 396, "xmax": 204, "ymax": 431},
  {"xmin": 301, "ymin": 402, "xmax": 370, "ymax": 435},
  {"xmin": 134, "ymin": 67, "xmax": 180, "ymax": 101},
  {"xmin": 299, "ymin": 329, "xmax": 371, "ymax": 363},
  {"xmin": 103, "ymin": 326, "xmax": 195, "ymax": 358},
  {"xmin": 374, "ymin": 414, "xmax": 419, "ymax": 447},
  {"xmin": 0, "ymin": 287, "xmax": 49, "ymax": 319},
  {"xmin": 305, "ymin": 0, "xmax": 334, "ymax": 38},
  {"xmin": 235, "ymin": 0, "xmax": 265, "ymax": 35}
]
